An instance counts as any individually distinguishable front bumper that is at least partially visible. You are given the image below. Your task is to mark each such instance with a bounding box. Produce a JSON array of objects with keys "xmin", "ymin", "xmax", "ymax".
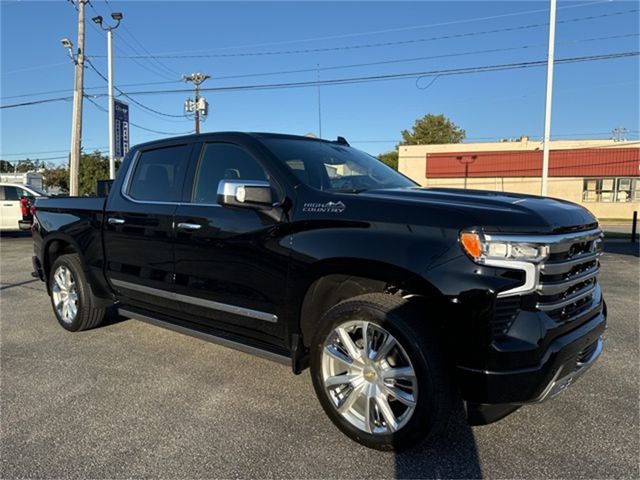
[
  {"xmin": 531, "ymin": 335, "xmax": 603, "ymax": 402},
  {"xmin": 460, "ymin": 308, "xmax": 606, "ymax": 424}
]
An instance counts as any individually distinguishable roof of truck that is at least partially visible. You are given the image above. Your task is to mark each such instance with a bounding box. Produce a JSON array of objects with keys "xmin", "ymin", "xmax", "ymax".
[{"xmin": 131, "ymin": 131, "xmax": 348, "ymax": 151}]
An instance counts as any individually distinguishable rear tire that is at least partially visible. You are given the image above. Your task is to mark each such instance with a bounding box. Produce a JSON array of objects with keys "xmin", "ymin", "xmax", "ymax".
[
  {"xmin": 310, "ymin": 293, "xmax": 453, "ymax": 451},
  {"xmin": 49, "ymin": 253, "xmax": 106, "ymax": 332}
]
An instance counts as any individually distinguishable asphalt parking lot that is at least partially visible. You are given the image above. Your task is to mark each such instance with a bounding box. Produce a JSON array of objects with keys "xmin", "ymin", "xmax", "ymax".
[{"xmin": 1, "ymin": 233, "xmax": 638, "ymax": 479}]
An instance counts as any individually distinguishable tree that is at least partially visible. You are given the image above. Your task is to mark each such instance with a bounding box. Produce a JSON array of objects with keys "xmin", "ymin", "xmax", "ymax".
[
  {"xmin": 400, "ymin": 113, "xmax": 465, "ymax": 145},
  {"xmin": 377, "ymin": 150, "xmax": 398, "ymax": 170},
  {"xmin": 43, "ymin": 166, "xmax": 70, "ymax": 192},
  {"xmin": 42, "ymin": 150, "xmax": 119, "ymax": 195},
  {"xmin": 0, "ymin": 160, "xmax": 13, "ymax": 173},
  {"xmin": 79, "ymin": 150, "xmax": 110, "ymax": 196}
]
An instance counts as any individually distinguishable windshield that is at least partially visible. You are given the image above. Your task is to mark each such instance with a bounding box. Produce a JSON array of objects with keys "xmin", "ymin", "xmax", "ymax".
[{"xmin": 262, "ymin": 138, "xmax": 416, "ymax": 192}]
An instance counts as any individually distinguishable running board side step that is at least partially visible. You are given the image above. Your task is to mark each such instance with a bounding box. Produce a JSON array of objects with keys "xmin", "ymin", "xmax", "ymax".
[{"xmin": 118, "ymin": 307, "xmax": 291, "ymax": 366}]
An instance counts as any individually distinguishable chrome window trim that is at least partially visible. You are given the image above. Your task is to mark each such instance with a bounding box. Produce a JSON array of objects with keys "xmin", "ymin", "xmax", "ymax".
[
  {"xmin": 121, "ymin": 147, "xmax": 223, "ymax": 207},
  {"xmin": 111, "ymin": 279, "xmax": 278, "ymax": 323}
]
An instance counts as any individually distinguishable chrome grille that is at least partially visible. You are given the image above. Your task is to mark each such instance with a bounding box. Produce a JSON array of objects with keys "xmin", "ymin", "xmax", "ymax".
[{"xmin": 537, "ymin": 230, "xmax": 603, "ymax": 323}]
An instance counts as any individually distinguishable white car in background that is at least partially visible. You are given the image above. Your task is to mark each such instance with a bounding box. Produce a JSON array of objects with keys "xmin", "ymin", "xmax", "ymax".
[{"xmin": 0, "ymin": 183, "xmax": 47, "ymax": 232}]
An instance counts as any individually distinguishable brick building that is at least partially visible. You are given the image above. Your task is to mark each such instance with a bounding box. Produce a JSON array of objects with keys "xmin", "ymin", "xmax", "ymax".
[{"xmin": 398, "ymin": 138, "xmax": 640, "ymax": 220}]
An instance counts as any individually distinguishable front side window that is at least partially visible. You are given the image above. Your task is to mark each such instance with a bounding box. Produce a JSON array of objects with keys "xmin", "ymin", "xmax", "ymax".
[
  {"xmin": 262, "ymin": 138, "xmax": 415, "ymax": 192},
  {"xmin": 1, "ymin": 186, "xmax": 26, "ymax": 201},
  {"xmin": 128, "ymin": 144, "xmax": 189, "ymax": 202},
  {"xmin": 192, "ymin": 143, "xmax": 269, "ymax": 204}
]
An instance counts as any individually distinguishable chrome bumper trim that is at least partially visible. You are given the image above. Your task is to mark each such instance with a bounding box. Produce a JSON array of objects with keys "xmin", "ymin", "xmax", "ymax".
[{"xmin": 530, "ymin": 336, "xmax": 603, "ymax": 403}]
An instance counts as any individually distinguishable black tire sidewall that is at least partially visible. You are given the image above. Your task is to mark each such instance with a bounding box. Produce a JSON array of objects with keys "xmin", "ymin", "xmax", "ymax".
[
  {"xmin": 310, "ymin": 296, "xmax": 446, "ymax": 451},
  {"xmin": 49, "ymin": 254, "xmax": 90, "ymax": 332}
]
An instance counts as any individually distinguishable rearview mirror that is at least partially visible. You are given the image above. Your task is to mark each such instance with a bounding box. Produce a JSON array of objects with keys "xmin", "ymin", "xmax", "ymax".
[{"xmin": 217, "ymin": 179, "xmax": 273, "ymax": 208}]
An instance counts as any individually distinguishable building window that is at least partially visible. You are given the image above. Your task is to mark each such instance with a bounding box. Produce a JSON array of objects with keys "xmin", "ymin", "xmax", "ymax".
[{"xmin": 583, "ymin": 177, "xmax": 639, "ymax": 202}]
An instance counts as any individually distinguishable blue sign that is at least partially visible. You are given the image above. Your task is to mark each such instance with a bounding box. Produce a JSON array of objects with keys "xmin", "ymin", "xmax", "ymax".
[{"xmin": 114, "ymin": 100, "xmax": 129, "ymax": 159}]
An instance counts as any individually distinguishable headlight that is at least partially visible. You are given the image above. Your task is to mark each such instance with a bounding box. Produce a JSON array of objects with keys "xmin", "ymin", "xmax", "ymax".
[{"xmin": 460, "ymin": 231, "xmax": 549, "ymax": 264}]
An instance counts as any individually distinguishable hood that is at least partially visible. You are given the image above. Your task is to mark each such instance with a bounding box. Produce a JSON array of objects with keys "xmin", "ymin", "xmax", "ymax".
[{"xmin": 360, "ymin": 187, "xmax": 598, "ymax": 234}]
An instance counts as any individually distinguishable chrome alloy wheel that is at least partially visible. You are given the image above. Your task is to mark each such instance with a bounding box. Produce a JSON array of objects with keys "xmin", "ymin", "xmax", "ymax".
[
  {"xmin": 321, "ymin": 320, "xmax": 418, "ymax": 435},
  {"xmin": 51, "ymin": 265, "xmax": 78, "ymax": 324}
]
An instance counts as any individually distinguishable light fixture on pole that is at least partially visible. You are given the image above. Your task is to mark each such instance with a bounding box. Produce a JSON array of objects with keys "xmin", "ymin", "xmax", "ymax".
[
  {"xmin": 183, "ymin": 73, "xmax": 210, "ymax": 134},
  {"xmin": 92, "ymin": 12, "xmax": 123, "ymax": 180}
]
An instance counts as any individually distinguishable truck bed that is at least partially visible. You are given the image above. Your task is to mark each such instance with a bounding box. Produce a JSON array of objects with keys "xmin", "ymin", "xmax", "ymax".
[{"xmin": 35, "ymin": 196, "xmax": 106, "ymax": 213}]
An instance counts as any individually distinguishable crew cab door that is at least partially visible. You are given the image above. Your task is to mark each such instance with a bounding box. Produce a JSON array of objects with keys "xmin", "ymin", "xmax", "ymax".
[
  {"xmin": 172, "ymin": 141, "xmax": 289, "ymax": 346},
  {"xmin": 103, "ymin": 142, "xmax": 193, "ymax": 314}
]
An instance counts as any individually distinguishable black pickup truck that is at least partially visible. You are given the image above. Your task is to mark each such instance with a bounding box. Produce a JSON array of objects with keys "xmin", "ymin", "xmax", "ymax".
[{"xmin": 32, "ymin": 132, "xmax": 606, "ymax": 450}]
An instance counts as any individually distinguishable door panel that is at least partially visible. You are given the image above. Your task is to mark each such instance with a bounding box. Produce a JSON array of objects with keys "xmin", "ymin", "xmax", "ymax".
[
  {"xmin": 173, "ymin": 142, "xmax": 290, "ymax": 345},
  {"xmin": 103, "ymin": 143, "xmax": 192, "ymax": 313}
]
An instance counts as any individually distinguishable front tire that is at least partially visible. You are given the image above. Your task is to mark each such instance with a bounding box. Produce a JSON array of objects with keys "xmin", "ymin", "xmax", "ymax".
[
  {"xmin": 49, "ymin": 253, "xmax": 106, "ymax": 332},
  {"xmin": 310, "ymin": 293, "xmax": 453, "ymax": 451}
]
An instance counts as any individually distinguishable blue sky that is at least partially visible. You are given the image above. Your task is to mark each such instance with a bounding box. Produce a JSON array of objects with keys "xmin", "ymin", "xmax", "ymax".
[{"xmin": 1, "ymin": 0, "xmax": 639, "ymax": 165}]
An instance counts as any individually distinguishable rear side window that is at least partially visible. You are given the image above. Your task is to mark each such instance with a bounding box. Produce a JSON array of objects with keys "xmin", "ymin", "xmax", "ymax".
[
  {"xmin": 128, "ymin": 145, "xmax": 189, "ymax": 202},
  {"xmin": 192, "ymin": 143, "xmax": 269, "ymax": 204}
]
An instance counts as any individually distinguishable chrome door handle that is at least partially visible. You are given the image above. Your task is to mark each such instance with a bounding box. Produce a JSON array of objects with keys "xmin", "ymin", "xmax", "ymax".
[
  {"xmin": 176, "ymin": 222, "xmax": 201, "ymax": 231},
  {"xmin": 108, "ymin": 217, "xmax": 125, "ymax": 225},
  {"xmin": 3, "ymin": 204, "xmax": 13, "ymax": 207}
]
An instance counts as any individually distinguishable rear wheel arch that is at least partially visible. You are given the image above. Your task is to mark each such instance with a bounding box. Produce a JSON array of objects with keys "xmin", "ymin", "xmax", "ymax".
[{"xmin": 44, "ymin": 238, "xmax": 79, "ymax": 281}]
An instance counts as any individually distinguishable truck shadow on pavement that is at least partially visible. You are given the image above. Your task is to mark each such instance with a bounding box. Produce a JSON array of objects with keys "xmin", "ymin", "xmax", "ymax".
[
  {"xmin": 0, "ymin": 231, "xmax": 31, "ymax": 239},
  {"xmin": 394, "ymin": 404, "xmax": 482, "ymax": 479},
  {"xmin": 604, "ymin": 241, "xmax": 639, "ymax": 257}
]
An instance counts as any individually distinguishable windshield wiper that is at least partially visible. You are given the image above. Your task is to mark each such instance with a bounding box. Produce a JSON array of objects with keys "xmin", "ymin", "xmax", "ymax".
[{"xmin": 330, "ymin": 188, "xmax": 368, "ymax": 194}]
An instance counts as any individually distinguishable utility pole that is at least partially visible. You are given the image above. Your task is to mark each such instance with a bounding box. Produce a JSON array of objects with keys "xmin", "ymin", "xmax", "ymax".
[
  {"xmin": 612, "ymin": 127, "xmax": 628, "ymax": 142},
  {"xmin": 541, "ymin": 0, "xmax": 556, "ymax": 197},
  {"xmin": 183, "ymin": 73, "xmax": 210, "ymax": 134},
  {"xmin": 64, "ymin": 0, "xmax": 88, "ymax": 196},
  {"xmin": 92, "ymin": 12, "xmax": 123, "ymax": 180}
]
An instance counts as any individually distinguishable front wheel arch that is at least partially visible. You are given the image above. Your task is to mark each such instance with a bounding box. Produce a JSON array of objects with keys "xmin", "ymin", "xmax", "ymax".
[{"xmin": 297, "ymin": 267, "xmax": 445, "ymax": 348}]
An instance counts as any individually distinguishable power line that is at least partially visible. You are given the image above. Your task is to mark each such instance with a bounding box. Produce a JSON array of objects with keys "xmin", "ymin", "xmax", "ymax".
[
  {"xmin": 98, "ymin": 0, "xmax": 615, "ymax": 57},
  {"xmin": 85, "ymin": 58, "xmax": 186, "ymax": 118},
  {"xmin": 84, "ymin": 95, "xmax": 194, "ymax": 136},
  {"xmin": 210, "ymin": 33, "xmax": 640, "ymax": 81},
  {"xmin": 1, "ymin": 96, "xmax": 75, "ymax": 109},
  {"xmin": 85, "ymin": 1, "xmax": 177, "ymax": 81},
  {"xmin": 120, "ymin": 51, "xmax": 640, "ymax": 97},
  {"xmin": 95, "ymin": 0, "xmax": 179, "ymax": 77},
  {"xmin": 3, "ymin": 51, "xmax": 637, "ymax": 109},
  {"xmin": 1, "ymin": 79, "xmax": 182, "ymax": 101},
  {"xmin": 1, "ymin": 146, "xmax": 109, "ymax": 157},
  {"xmin": 3, "ymin": 32, "xmax": 636, "ymax": 104},
  {"xmin": 98, "ymin": 9, "xmax": 638, "ymax": 59},
  {"xmin": 128, "ymin": 122, "xmax": 194, "ymax": 136}
]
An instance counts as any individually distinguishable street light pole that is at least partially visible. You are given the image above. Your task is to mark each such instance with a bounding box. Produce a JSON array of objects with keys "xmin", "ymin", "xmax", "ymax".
[
  {"xmin": 107, "ymin": 28, "xmax": 115, "ymax": 179},
  {"xmin": 541, "ymin": 0, "xmax": 556, "ymax": 197},
  {"xmin": 92, "ymin": 12, "xmax": 123, "ymax": 180}
]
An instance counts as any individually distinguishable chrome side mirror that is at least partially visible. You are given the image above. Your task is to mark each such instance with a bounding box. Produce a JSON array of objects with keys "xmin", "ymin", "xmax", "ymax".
[{"xmin": 217, "ymin": 179, "xmax": 273, "ymax": 208}]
